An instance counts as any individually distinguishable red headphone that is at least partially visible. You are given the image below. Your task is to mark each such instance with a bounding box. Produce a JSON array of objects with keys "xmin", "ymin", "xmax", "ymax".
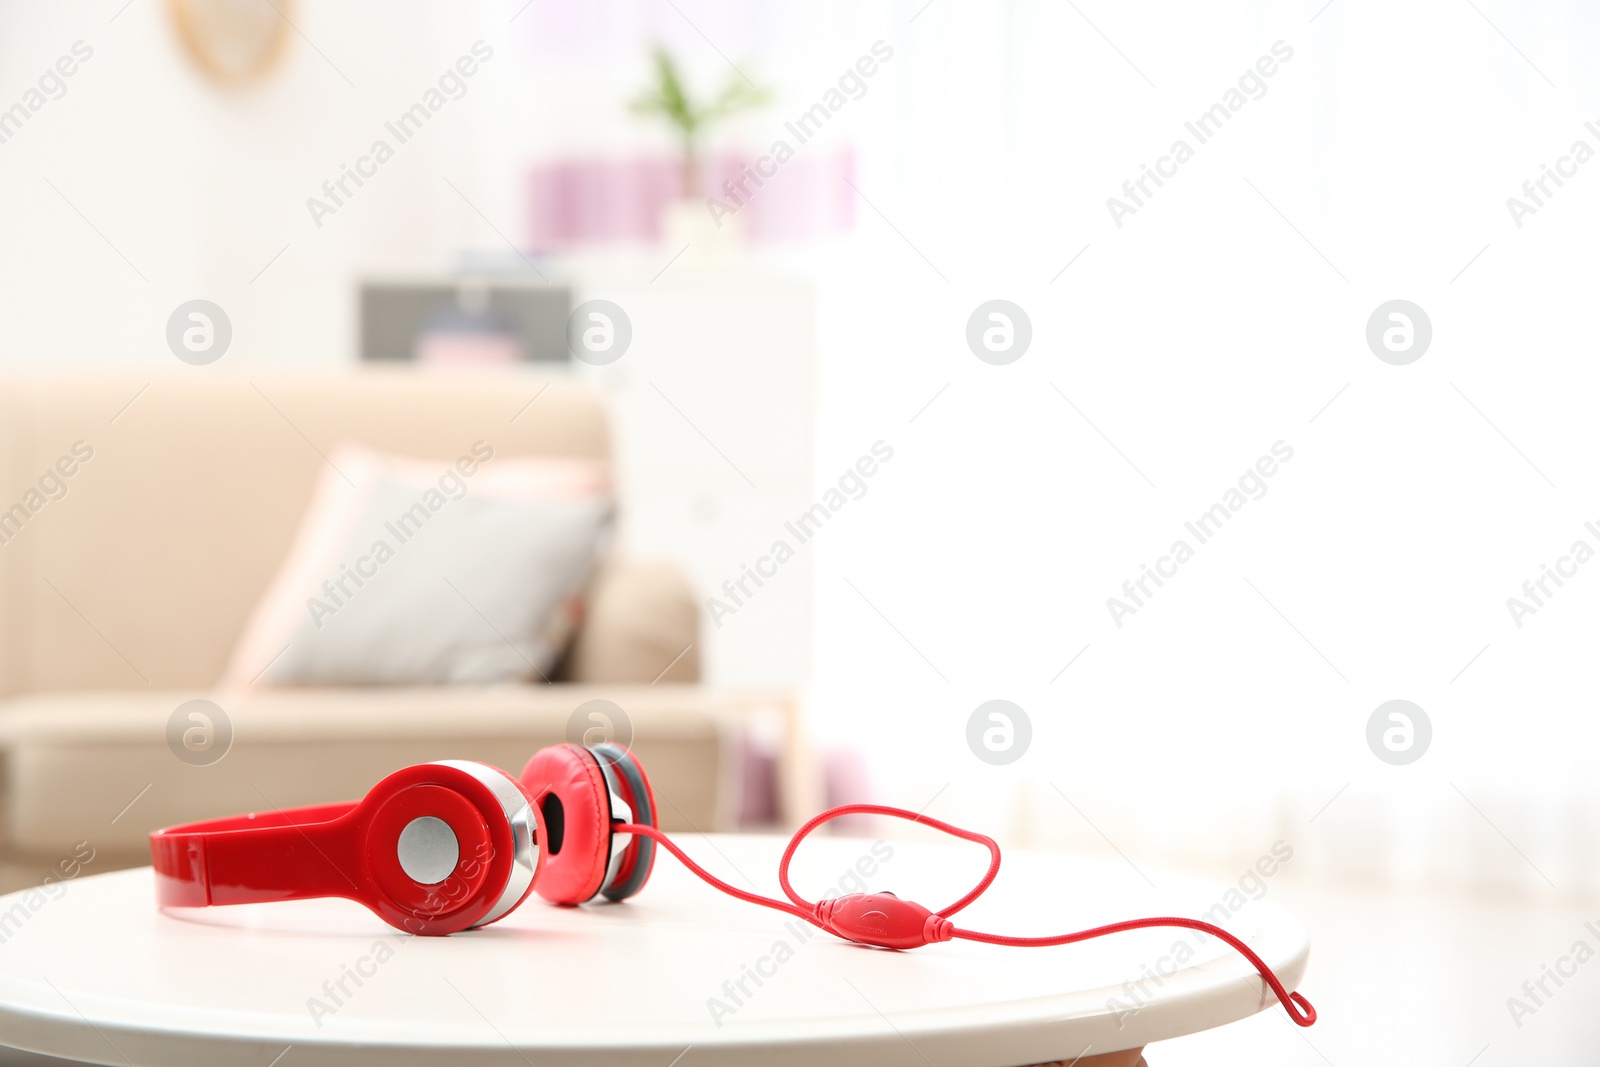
[{"xmin": 151, "ymin": 743, "xmax": 1316, "ymax": 1027}]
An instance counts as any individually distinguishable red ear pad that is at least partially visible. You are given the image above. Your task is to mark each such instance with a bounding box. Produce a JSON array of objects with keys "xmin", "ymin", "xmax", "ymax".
[
  {"xmin": 520, "ymin": 744, "xmax": 612, "ymax": 905},
  {"xmin": 593, "ymin": 744, "xmax": 657, "ymax": 902}
]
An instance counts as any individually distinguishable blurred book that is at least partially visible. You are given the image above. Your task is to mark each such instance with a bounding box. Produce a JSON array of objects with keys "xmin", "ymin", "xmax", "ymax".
[{"xmin": 360, "ymin": 279, "xmax": 570, "ymax": 365}]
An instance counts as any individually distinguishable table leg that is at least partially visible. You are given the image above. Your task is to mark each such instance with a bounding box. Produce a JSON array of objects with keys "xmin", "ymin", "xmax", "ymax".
[{"xmin": 1023, "ymin": 1050, "xmax": 1146, "ymax": 1067}]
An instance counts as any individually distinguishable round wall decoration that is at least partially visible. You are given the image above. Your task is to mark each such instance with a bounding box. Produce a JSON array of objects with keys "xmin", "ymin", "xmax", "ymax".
[{"xmin": 168, "ymin": 0, "xmax": 292, "ymax": 85}]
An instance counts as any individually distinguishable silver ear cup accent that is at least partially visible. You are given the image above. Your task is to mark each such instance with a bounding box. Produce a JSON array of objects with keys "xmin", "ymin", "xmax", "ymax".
[
  {"xmin": 430, "ymin": 760, "xmax": 538, "ymax": 927},
  {"xmin": 600, "ymin": 799, "xmax": 633, "ymax": 894},
  {"xmin": 608, "ymin": 790, "xmax": 634, "ymax": 856},
  {"xmin": 396, "ymin": 816, "xmax": 460, "ymax": 885},
  {"xmin": 592, "ymin": 752, "xmax": 633, "ymax": 895}
]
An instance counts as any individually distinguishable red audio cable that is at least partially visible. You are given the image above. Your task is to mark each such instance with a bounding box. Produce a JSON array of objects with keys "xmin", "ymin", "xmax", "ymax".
[{"xmin": 619, "ymin": 803, "xmax": 1316, "ymax": 1027}]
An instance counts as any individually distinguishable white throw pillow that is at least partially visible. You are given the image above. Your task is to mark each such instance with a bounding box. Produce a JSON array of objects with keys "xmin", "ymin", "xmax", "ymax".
[{"xmin": 221, "ymin": 442, "xmax": 612, "ymax": 687}]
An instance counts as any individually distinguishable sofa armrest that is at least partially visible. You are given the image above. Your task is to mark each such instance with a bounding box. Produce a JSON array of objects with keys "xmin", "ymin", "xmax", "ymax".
[{"xmin": 565, "ymin": 559, "xmax": 700, "ymax": 685}]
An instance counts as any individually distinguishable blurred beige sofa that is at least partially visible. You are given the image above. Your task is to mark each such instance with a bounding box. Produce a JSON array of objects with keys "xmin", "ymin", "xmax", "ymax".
[{"xmin": 0, "ymin": 371, "xmax": 801, "ymax": 886}]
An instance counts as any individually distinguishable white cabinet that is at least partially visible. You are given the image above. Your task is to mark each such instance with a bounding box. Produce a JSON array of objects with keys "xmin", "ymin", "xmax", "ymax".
[{"xmin": 572, "ymin": 266, "xmax": 815, "ymax": 689}]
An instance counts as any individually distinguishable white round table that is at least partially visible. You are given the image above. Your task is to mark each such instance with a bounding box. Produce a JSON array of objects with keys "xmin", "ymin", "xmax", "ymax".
[{"xmin": 0, "ymin": 834, "xmax": 1309, "ymax": 1066}]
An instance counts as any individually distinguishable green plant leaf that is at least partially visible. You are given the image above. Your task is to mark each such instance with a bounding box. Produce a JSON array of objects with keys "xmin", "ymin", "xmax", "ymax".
[
  {"xmin": 627, "ymin": 46, "xmax": 699, "ymax": 135},
  {"xmin": 626, "ymin": 45, "xmax": 771, "ymax": 140}
]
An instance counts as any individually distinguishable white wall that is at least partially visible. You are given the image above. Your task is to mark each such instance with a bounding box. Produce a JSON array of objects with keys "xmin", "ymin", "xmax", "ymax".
[
  {"xmin": 786, "ymin": 0, "xmax": 1600, "ymax": 904},
  {"xmin": 0, "ymin": 0, "xmax": 514, "ymax": 368}
]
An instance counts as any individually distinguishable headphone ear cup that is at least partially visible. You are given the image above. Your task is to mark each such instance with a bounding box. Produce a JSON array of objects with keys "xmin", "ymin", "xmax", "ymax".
[
  {"xmin": 520, "ymin": 744, "xmax": 613, "ymax": 905},
  {"xmin": 361, "ymin": 760, "xmax": 539, "ymax": 934},
  {"xmin": 592, "ymin": 744, "xmax": 657, "ymax": 902}
]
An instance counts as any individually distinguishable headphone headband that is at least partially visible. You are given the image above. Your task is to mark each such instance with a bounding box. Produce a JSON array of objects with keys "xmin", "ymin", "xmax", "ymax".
[
  {"xmin": 150, "ymin": 761, "xmax": 540, "ymax": 935},
  {"xmin": 151, "ymin": 800, "xmax": 361, "ymax": 908}
]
